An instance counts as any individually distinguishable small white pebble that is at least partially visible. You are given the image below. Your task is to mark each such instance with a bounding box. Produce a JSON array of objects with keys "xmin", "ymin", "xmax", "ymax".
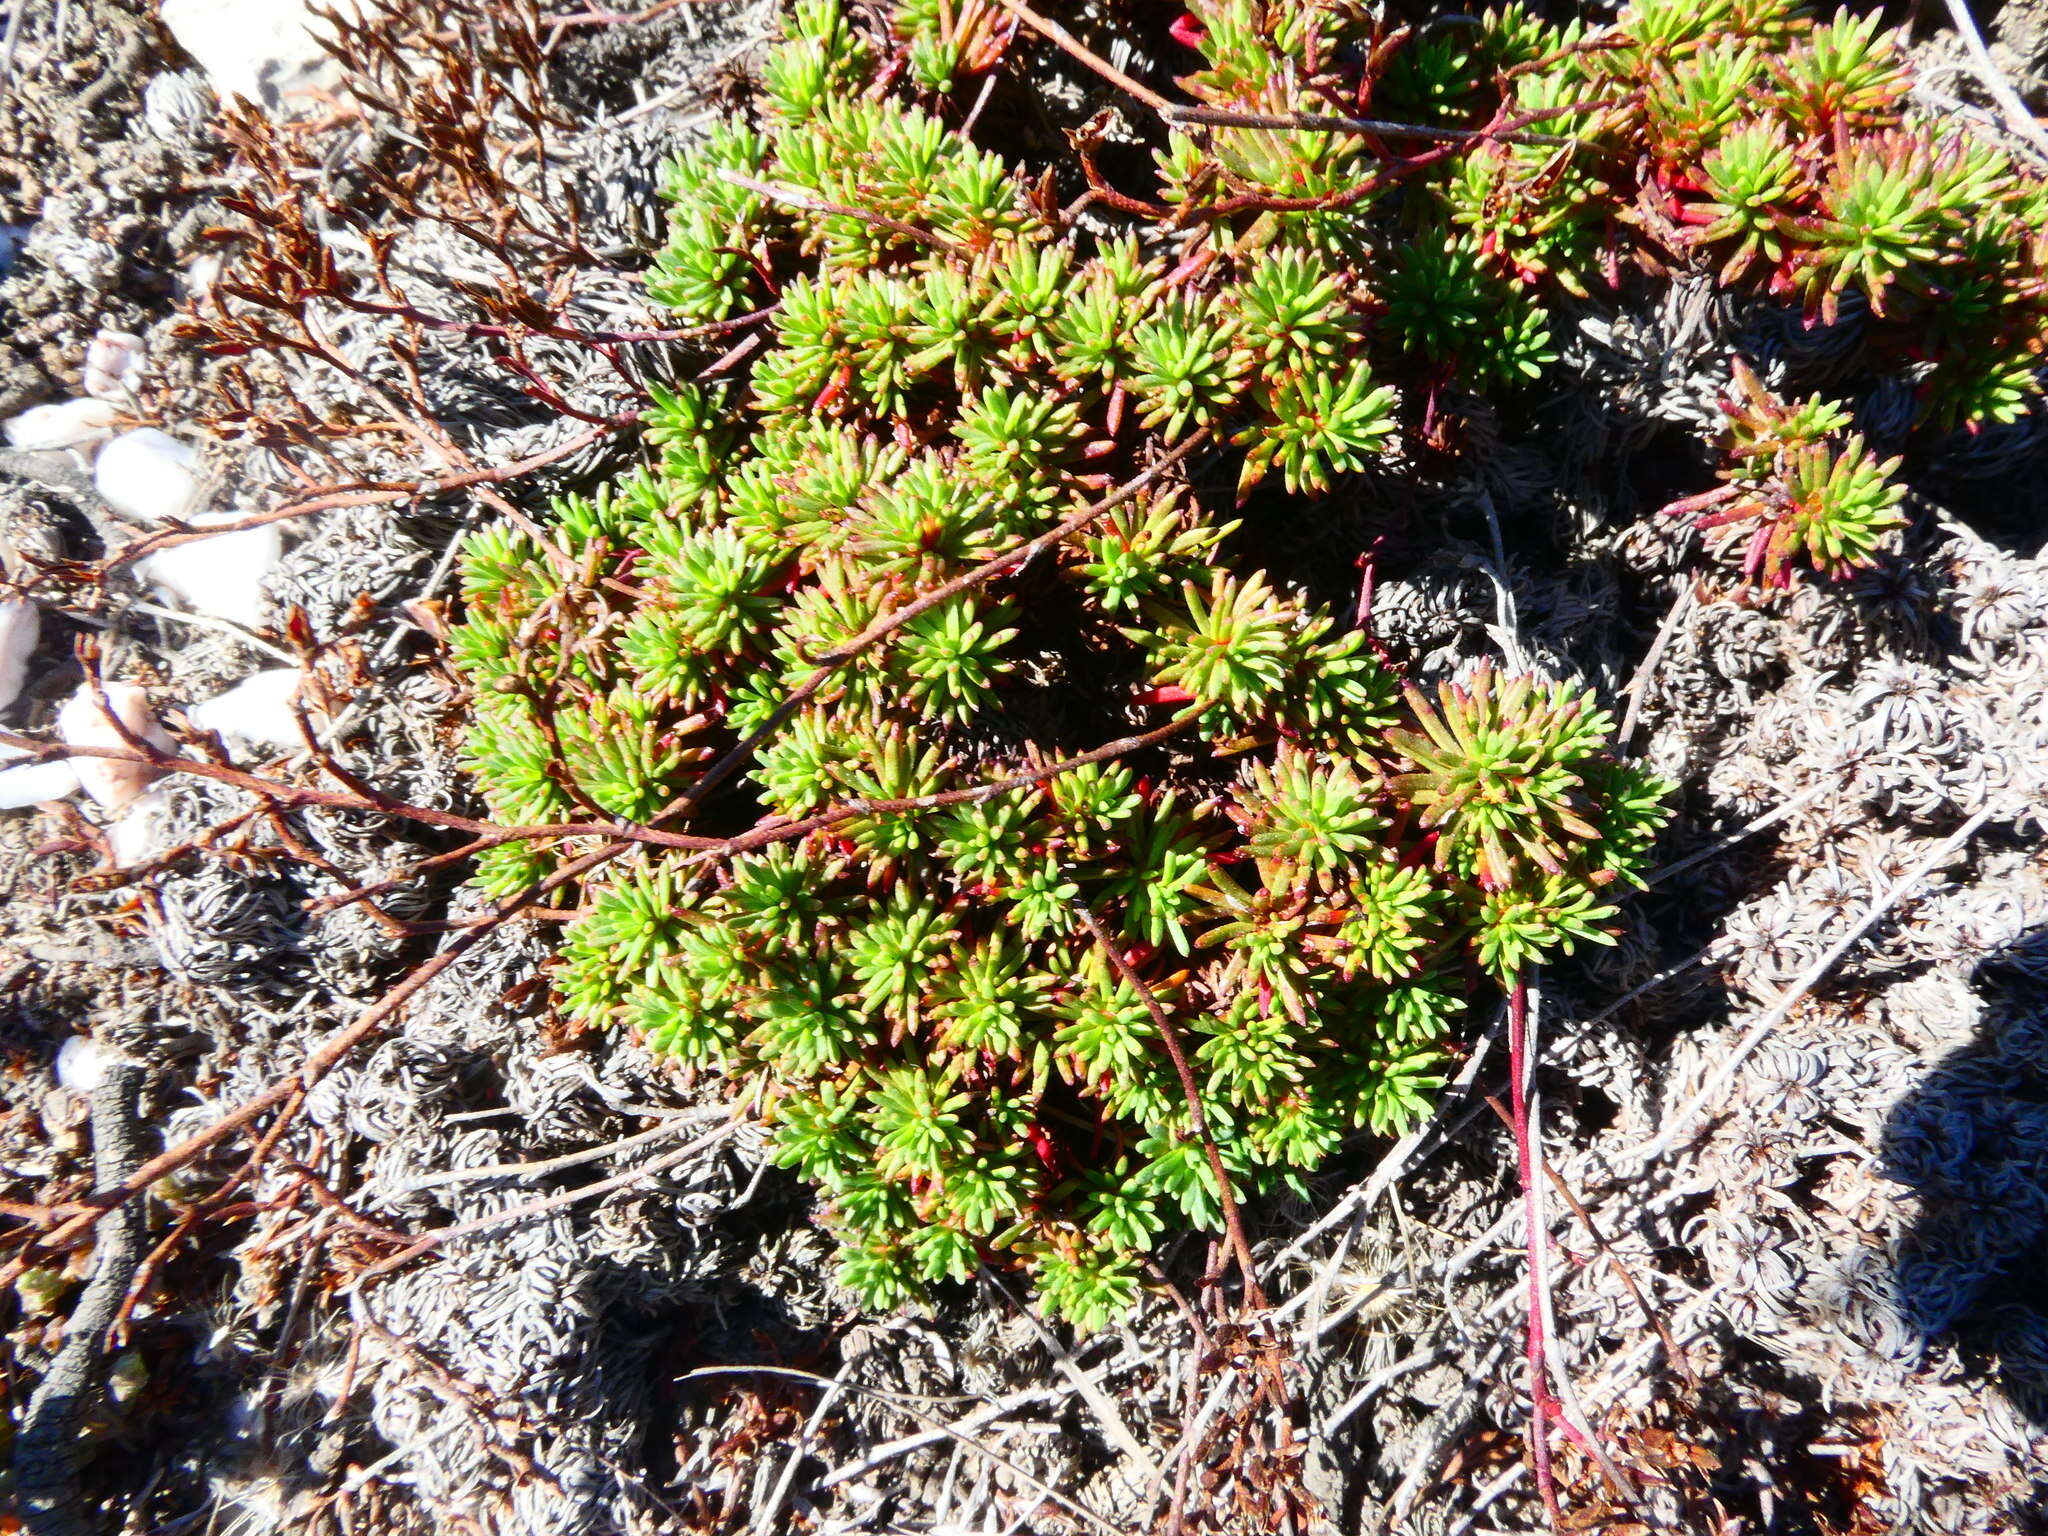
[
  {"xmin": 159, "ymin": 0, "xmax": 342, "ymax": 107},
  {"xmin": 0, "ymin": 597, "xmax": 35, "ymax": 712},
  {"xmin": 83, "ymin": 330, "xmax": 147, "ymax": 403},
  {"xmin": 55, "ymin": 1034, "xmax": 112, "ymax": 1094},
  {"xmin": 108, "ymin": 782, "xmax": 179, "ymax": 867},
  {"xmin": 179, "ymin": 252, "xmax": 225, "ymax": 306},
  {"xmin": 4, "ymin": 396, "xmax": 119, "ymax": 454},
  {"xmin": 188, "ymin": 668, "xmax": 309, "ymax": 749},
  {"xmin": 0, "ymin": 747, "xmax": 79, "ymax": 810},
  {"xmin": 133, "ymin": 514, "xmax": 281, "ymax": 629},
  {"xmin": 58, "ymin": 682, "xmax": 176, "ymax": 810},
  {"xmin": 95, "ymin": 428, "xmax": 203, "ymax": 524}
]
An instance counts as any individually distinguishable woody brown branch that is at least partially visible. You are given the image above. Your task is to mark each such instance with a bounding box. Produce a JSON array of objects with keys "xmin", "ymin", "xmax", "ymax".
[
  {"xmin": 94, "ymin": 412, "xmax": 639, "ymax": 575},
  {"xmin": 1073, "ymin": 901, "xmax": 1270, "ymax": 1313}
]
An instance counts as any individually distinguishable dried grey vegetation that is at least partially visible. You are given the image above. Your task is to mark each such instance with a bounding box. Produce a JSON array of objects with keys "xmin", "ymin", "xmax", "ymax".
[{"xmin": 2, "ymin": 2, "xmax": 2048, "ymax": 1535}]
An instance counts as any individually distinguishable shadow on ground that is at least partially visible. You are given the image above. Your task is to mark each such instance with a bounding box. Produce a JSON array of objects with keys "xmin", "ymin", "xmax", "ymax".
[{"xmin": 1882, "ymin": 923, "xmax": 2048, "ymax": 1431}]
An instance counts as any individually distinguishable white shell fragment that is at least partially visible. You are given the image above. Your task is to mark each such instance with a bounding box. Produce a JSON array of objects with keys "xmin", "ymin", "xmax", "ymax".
[
  {"xmin": 108, "ymin": 783, "xmax": 179, "ymax": 868},
  {"xmin": 95, "ymin": 428, "xmax": 203, "ymax": 524},
  {"xmin": 57, "ymin": 683, "xmax": 177, "ymax": 810},
  {"xmin": 179, "ymin": 252, "xmax": 225, "ymax": 307},
  {"xmin": 159, "ymin": 0, "xmax": 351, "ymax": 108},
  {"xmin": 0, "ymin": 746, "xmax": 79, "ymax": 810},
  {"xmin": 5, "ymin": 397, "xmax": 119, "ymax": 455},
  {"xmin": 0, "ymin": 598, "xmax": 35, "ymax": 713},
  {"xmin": 133, "ymin": 514, "xmax": 282, "ymax": 629},
  {"xmin": 83, "ymin": 330, "xmax": 147, "ymax": 403},
  {"xmin": 55, "ymin": 1035, "xmax": 113, "ymax": 1095},
  {"xmin": 188, "ymin": 669, "xmax": 309, "ymax": 750}
]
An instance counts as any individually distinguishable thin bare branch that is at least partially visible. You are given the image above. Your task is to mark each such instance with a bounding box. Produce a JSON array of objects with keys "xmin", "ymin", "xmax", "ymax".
[
  {"xmin": 0, "ymin": 731, "xmax": 721, "ymax": 854},
  {"xmin": 350, "ymin": 1111, "xmax": 747, "ymax": 1281},
  {"xmin": 0, "ymin": 842, "xmax": 615, "ymax": 1280},
  {"xmin": 717, "ymin": 169, "xmax": 965, "ymax": 252},
  {"xmin": 1072, "ymin": 899, "xmax": 1268, "ymax": 1311},
  {"xmin": 98, "ymin": 412, "xmax": 639, "ymax": 571},
  {"xmin": 394, "ymin": 1107, "xmax": 728, "ymax": 1193},
  {"xmin": 1161, "ymin": 103, "xmax": 1581, "ymax": 147},
  {"xmin": 991, "ymin": 0, "xmax": 1171, "ymax": 113},
  {"xmin": 1940, "ymin": 0, "xmax": 2048, "ymax": 164},
  {"xmin": 676, "ymin": 1364, "xmax": 1126, "ymax": 1536}
]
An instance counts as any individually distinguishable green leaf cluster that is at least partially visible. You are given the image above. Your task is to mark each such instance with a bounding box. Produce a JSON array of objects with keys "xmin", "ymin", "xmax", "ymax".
[
  {"xmin": 445, "ymin": 0, "xmax": 1701, "ymax": 1330},
  {"xmin": 1141, "ymin": 0, "xmax": 2047, "ymax": 430},
  {"xmin": 1666, "ymin": 360, "xmax": 1907, "ymax": 584}
]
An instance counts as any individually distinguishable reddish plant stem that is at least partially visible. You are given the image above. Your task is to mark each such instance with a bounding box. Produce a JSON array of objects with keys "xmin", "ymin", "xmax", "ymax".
[
  {"xmin": 110, "ymin": 1085, "xmax": 306, "ymax": 1345},
  {"xmin": 330, "ymin": 293, "xmax": 776, "ymax": 347},
  {"xmin": 1072, "ymin": 901, "xmax": 1267, "ymax": 1311},
  {"xmin": 311, "ymin": 709, "xmax": 1202, "ymax": 923},
  {"xmin": 542, "ymin": 0, "xmax": 693, "ymax": 29},
  {"xmin": 992, "ymin": 0, "xmax": 1172, "ymax": 113},
  {"xmin": 304, "ymin": 834, "xmax": 507, "ymax": 916},
  {"xmin": 326, "ymin": 710, "xmax": 1201, "ymax": 934},
  {"xmin": 1508, "ymin": 976, "xmax": 1564, "ymax": 1532},
  {"xmin": 986, "ymin": 0, "xmax": 1609, "ymax": 217},
  {"xmin": 1484, "ymin": 1089, "xmax": 1652, "ymax": 1508},
  {"xmin": 717, "ymin": 170, "xmax": 965, "ymax": 253},
  {"xmin": 0, "ymin": 1198, "xmax": 93, "ymax": 1224},
  {"xmin": 97, "ymin": 411, "xmax": 640, "ymax": 571},
  {"xmin": 1483, "ymin": 1095, "xmax": 1693, "ymax": 1386},
  {"xmin": 697, "ymin": 710, "xmax": 1202, "ymax": 860},
  {"xmin": 0, "ymin": 733, "xmax": 723, "ymax": 855},
  {"xmin": 280, "ymin": 1163, "xmax": 417, "ymax": 1245},
  {"xmin": 1074, "ymin": 132, "xmax": 1178, "ymax": 220},
  {"xmin": 111, "ymin": 1208, "xmax": 202, "ymax": 1343},
  {"xmin": 1353, "ymin": 533, "xmax": 1395, "ymax": 662},
  {"xmin": 1193, "ymin": 97, "xmax": 1619, "ymax": 219},
  {"xmin": 1161, "ymin": 102, "xmax": 1580, "ymax": 148},
  {"xmin": 349, "ymin": 1313, "xmax": 557, "ymax": 1487}
]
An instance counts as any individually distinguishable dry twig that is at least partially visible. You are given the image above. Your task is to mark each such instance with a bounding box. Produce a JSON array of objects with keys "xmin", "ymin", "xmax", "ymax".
[
  {"xmin": 1072, "ymin": 899, "xmax": 1267, "ymax": 1311},
  {"xmin": 1940, "ymin": 0, "xmax": 2048, "ymax": 164},
  {"xmin": 677, "ymin": 1365, "xmax": 1126, "ymax": 1536},
  {"xmin": 15, "ymin": 1059, "xmax": 149, "ymax": 1536},
  {"xmin": 349, "ymin": 1109, "xmax": 747, "ymax": 1282},
  {"xmin": 979, "ymin": 1266, "xmax": 1160, "ymax": 1478}
]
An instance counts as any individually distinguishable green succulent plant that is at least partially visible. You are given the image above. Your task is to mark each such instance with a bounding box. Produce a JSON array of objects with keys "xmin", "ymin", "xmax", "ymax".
[
  {"xmin": 1664, "ymin": 360, "xmax": 1907, "ymax": 585},
  {"xmin": 484, "ymin": 0, "xmax": 2048, "ymax": 1331}
]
